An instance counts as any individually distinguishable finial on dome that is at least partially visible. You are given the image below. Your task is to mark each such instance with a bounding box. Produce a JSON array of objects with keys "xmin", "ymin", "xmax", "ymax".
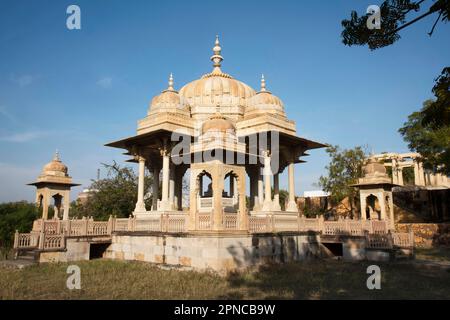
[
  {"xmin": 168, "ymin": 73, "xmax": 174, "ymax": 91},
  {"xmin": 211, "ymin": 35, "xmax": 223, "ymax": 72},
  {"xmin": 260, "ymin": 74, "xmax": 266, "ymax": 92},
  {"xmin": 53, "ymin": 149, "xmax": 60, "ymax": 161}
]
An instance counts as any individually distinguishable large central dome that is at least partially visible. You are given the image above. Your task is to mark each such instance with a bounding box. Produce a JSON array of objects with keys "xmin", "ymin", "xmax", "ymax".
[{"xmin": 179, "ymin": 36, "xmax": 256, "ymax": 121}]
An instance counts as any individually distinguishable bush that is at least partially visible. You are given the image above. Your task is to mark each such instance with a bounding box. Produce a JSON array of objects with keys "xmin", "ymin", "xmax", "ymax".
[{"xmin": 0, "ymin": 201, "xmax": 38, "ymax": 253}]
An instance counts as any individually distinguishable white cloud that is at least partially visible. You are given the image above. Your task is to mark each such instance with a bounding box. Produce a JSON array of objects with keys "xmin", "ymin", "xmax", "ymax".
[
  {"xmin": 11, "ymin": 74, "xmax": 35, "ymax": 87},
  {"xmin": 96, "ymin": 77, "xmax": 113, "ymax": 89},
  {"xmin": 0, "ymin": 131, "xmax": 47, "ymax": 143},
  {"xmin": 0, "ymin": 105, "xmax": 17, "ymax": 123}
]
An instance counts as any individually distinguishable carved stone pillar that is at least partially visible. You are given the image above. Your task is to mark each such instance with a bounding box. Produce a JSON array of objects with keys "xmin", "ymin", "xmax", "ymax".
[
  {"xmin": 286, "ymin": 161, "xmax": 297, "ymax": 212},
  {"xmin": 262, "ymin": 151, "xmax": 273, "ymax": 211},
  {"xmin": 152, "ymin": 167, "xmax": 160, "ymax": 210},
  {"xmin": 273, "ymin": 173, "xmax": 281, "ymax": 211},
  {"xmin": 134, "ymin": 156, "xmax": 147, "ymax": 213}
]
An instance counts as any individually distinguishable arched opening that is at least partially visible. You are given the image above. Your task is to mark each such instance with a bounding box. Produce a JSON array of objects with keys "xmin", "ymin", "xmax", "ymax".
[
  {"xmin": 52, "ymin": 194, "xmax": 63, "ymax": 219},
  {"xmin": 365, "ymin": 194, "xmax": 381, "ymax": 220},
  {"xmin": 224, "ymin": 171, "xmax": 239, "ymax": 213},
  {"xmin": 198, "ymin": 171, "xmax": 213, "ymax": 198},
  {"xmin": 197, "ymin": 170, "xmax": 213, "ymax": 212}
]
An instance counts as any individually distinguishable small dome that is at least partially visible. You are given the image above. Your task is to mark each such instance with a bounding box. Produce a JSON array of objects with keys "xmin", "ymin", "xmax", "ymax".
[
  {"xmin": 42, "ymin": 151, "xmax": 68, "ymax": 176},
  {"xmin": 149, "ymin": 74, "xmax": 183, "ymax": 113},
  {"xmin": 363, "ymin": 158, "xmax": 387, "ymax": 176},
  {"xmin": 202, "ymin": 112, "xmax": 235, "ymax": 134},
  {"xmin": 246, "ymin": 75, "xmax": 286, "ymax": 117}
]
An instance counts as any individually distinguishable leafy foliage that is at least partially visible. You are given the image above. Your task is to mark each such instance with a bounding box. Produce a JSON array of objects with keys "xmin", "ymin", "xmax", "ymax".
[
  {"xmin": 0, "ymin": 201, "xmax": 38, "ymax": 250},
  {"xmin": 341, "ymin": 1, "xmax": 449, "ymax": 174},
  {"xmin": 71, "ymin": 162, "xmax": 153, "ymax": 220},
  {"xmin": 399, "ymin": 100, "xmax": 450, "ymax": 175},
  {"xmin": 422, "ymin": 67, "xmax": 450, "ymax": 128},
  {"xmin": 341, "ymin": 0, "xmax": 449, "ymax": 50},
  {"xmin": 318, "ymin": 146, "xmax": 367, "ymax": 215}
]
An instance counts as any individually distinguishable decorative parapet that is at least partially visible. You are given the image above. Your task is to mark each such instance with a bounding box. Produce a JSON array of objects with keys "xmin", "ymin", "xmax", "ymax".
[{"xmin": 15, "ymin": 216, "xmax": 414, "ymax": 252}]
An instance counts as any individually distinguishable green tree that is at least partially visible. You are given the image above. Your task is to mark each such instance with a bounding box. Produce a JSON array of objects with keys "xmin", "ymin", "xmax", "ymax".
[
  {"xmin": 72, "ymin": 162, "xmax": 153, "ymax": 220},
  {"xmin": 318, "ymin": 145, "xmax": 366, "ymax": 217},
  {"xmin": 341, "ymin": 1, "xmax": 450, "ymax": 175},
  {"xmin": 0, "ymin": 201, "xmax": 38, "ymax": 256},
  {"xmin": 341, "ymin": 0, "xmax": 449, "ymax": 50},
  {"xmin": 399, "ymin": 99, "xmax": 450, "ymax": 174}
]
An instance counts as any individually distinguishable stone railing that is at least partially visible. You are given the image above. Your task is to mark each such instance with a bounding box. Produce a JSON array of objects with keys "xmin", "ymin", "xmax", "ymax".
[
  {"xmin": 248, "ymin": 214, "xmax": 392, "ymax": 235},
  {"xmin": 113, "ymin": 214, "xmax": 187, "ymax": 233},
  {"xmin": 198, "ymin": 213, "xmax": 212, "ymax": 230},
  {"xmin": 223, "ymin": 214, "xmax": 238, "ymax": 230},
  {"xmin": 15, "ymin": 215, "xmax": 413, "ymax": 251},
  {"xmin": 14, "ymin": 231, "xmax": 40, "ymax": 249},
  {"xmin": 366, "ymin": 231, "xmax": 414, "ymax": 249},
  {"xmin": 14, "ymin": 231, "xmax": 65, "ymax": 251}
]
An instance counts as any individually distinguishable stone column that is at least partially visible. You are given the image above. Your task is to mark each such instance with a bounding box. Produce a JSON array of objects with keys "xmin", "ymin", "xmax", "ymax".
[
  {"xmin": 262, "ymin": 151, "xmax": 273, "ymax": 211},
  {"xmin": 160, "ymin": 148, "xmax": 171, "ymax": 210},
  {"xmin": 212, "ymin": 169, "xmax": 222, "ymax": 231},
  {"xmin": 392, "ymin": 158, "xmax": 399, "ymax": 184},
  {"xmin": 379, "ymin": 192, "xmax": 386, "ymax": 220},
  {"xmin": 273, "ymin": 173, "xmax": 281, "ymax": 211},
  {"xmin": 248, "ymin": 169, "xmax": 255, "ymax": 210},
  {"xmin": 414, "ymin": 161, "xmax": 421, "ymax": 186},
  {"xmin": 418, "ymin": 162, "xmax": 425, "ymax": 186},
  {"xmin": 42, "ymin": 192, "xmax": 49, "ymax": 220},
  {"xmin": 169, "ymin": 164, "xmax": 175, "ymax": 209},
  {"xmin": 256, "ymin": 169, "xmax": 264, "ymax": 210},
  {"xmin": 63, "ymin": 192, "xmax": 70, "ymax": 220},
  {"xmin": 233, "ymin": 177, "xmax": 238, "ymax": 205},
  {"xmin": 152, "ymin": 167, "xmax": 160, "ymax": 211},
  {"xmin": 229, "ymin": 175, "xmax": 234, "ymax": 198},
  {"xmin": 286, "ymin": 161, "xmax": 297, "ymax": 212},
  {"xmin": 134, "ymin": 156, "xmax": 146, "ymax": 212},
  {"xmin": 54, "ymin": 199, "xmax": 60, "ymax": 219},
  {"xmin": 360, "ymin": 191, "xmax": 367, "ymax": 220},
  {"xmin": 397, "ymin": 167, "xmax": 404, "ymax": 186}
]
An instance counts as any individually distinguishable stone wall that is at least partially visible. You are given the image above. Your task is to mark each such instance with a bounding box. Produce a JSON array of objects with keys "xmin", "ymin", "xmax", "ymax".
[
  {"xmin": 39, "ymin": 239, "xmax": 90, "ymax": 263},
  {"xmin": 397, "ymin": 223, "xmax": 450, "ymax": 248},
  {"xmin": 104, "ymin": 232, "xmax": 325, "ymax": 273}
]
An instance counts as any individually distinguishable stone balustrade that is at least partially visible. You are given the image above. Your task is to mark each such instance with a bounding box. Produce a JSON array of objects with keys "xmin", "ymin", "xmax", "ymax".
[{"xmin": 14, "ymin": 215, "xmax": 414, "ymax": 251}]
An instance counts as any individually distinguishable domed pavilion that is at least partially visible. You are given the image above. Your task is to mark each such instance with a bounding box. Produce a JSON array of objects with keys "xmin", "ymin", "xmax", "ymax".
[
  {"xmin": 28, "ymin": 151, "xmax": 80, "ymax": 220},
  {"xmin": 352, "ymin": 158, "xmax": 397, "ymax": 224},
  {"xmin": 106, "ymin": 36, "xmax": 326, "ymax": 231}
]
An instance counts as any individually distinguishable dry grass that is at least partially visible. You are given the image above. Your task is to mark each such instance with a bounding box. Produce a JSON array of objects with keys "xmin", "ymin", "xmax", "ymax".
[
  {"xmin": 415, "ymin": 247, "xmax": 450, "ymax": 262},
  {"xmin": 1, "ymin": 257, "xmax": 450, "ymax": 300}
]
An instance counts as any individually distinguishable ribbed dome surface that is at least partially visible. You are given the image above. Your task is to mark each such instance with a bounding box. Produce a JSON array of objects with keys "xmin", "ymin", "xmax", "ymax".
[
  {"xmin": 363, "ymin": 159, "xmax": 387, "ymax": 176},
  {"xmin": 179, "ymin": 71, "xmax": 256, "ymax": 108},
  {"xmin": 42, "ymin": 152, "xmax": 68, "ymax": 176},
  {"xmin": 202, "ymin": 112, "xmax": 236, "ymax": 134},
  {"xmin": 150, "ymin": 90, "xmax": 181, "ymax": 110}
]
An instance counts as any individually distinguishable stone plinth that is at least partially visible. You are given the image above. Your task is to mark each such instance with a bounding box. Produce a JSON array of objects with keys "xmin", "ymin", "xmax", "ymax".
[{"xmin": 104, "ymin": 232, "xmax": 324, "ymax": 273}]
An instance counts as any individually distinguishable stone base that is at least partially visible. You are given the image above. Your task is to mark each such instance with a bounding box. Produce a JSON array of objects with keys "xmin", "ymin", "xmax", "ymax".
[
  {"xmin": 104, "ymin": 232, "xmax": 325, "ymax": 273},
  {"xmin": 39, "ymin": 239, "xmax": 90, "ymax": 263}
]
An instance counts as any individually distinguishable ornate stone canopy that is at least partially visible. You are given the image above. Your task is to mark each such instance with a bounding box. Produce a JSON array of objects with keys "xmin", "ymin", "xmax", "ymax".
[
  {"xmin": 106, "ymin": 36, "xmax": 327, "ymax": 225},
  {"xmin": 28, "ymin": 151, "xmax": 80, "ymax": 220}
]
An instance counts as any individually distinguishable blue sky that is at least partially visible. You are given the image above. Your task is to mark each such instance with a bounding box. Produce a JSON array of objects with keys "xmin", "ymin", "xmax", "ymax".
[{"xmin": 0, "ymin": 0, "xmax": 448, "ymax": 202}]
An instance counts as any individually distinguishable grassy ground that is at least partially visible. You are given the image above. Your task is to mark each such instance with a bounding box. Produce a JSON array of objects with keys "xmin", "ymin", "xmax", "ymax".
[
  {"xmin": 1, "ymin": 254, "xmax": 450, "ymax": 300},
  {"xmin": 415, "ymin": 247, "xmax": 450, "ymax": 263}
]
